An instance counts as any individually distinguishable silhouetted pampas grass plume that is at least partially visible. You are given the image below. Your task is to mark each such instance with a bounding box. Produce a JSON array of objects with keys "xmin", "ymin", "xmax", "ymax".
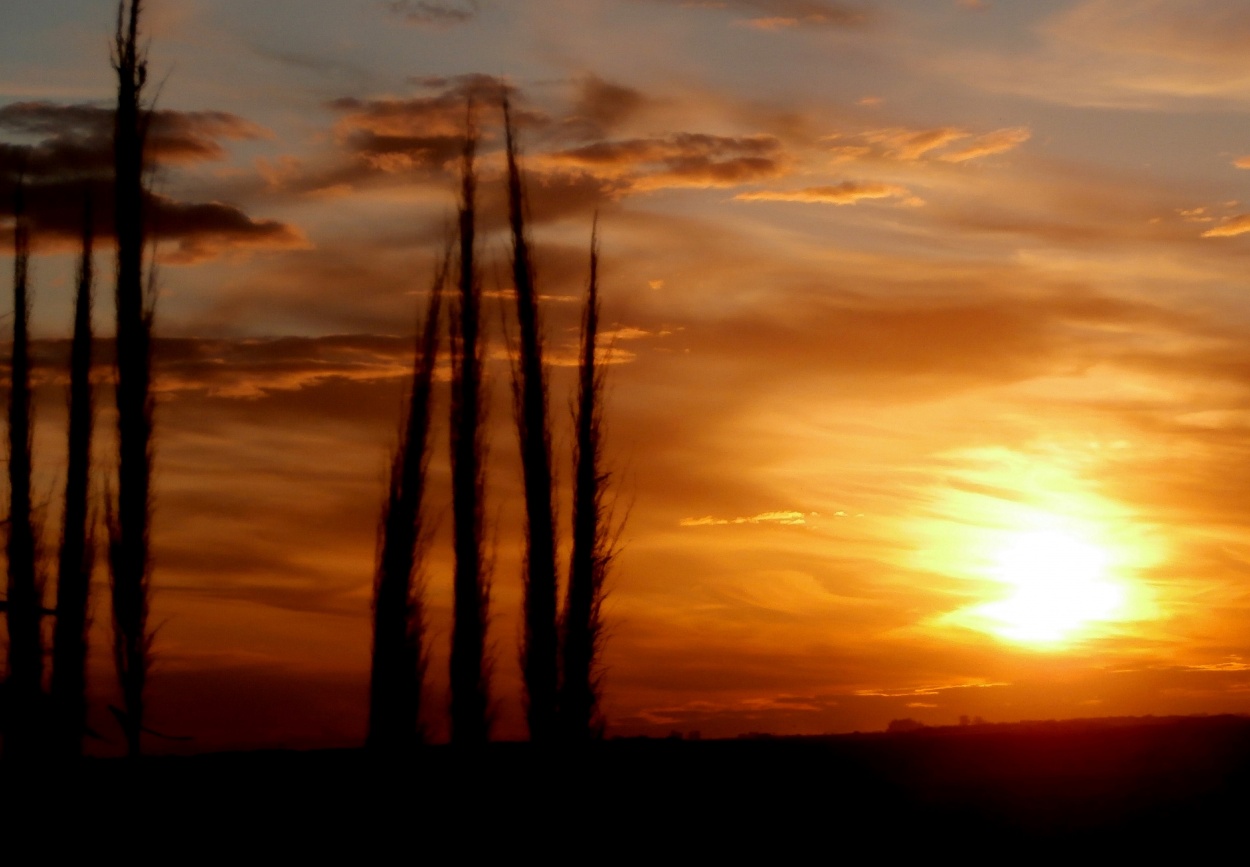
[
  {"xmin": 3, "ymin": 180, "xmax": 46, "ymax": 762},
  {"xmin": 368, "ymin": 250, "xmax": 447, "ymax": 754},
  {"xmin": 50, "ymin": 193, "xmax": 96, "ymax": 760},
  {"xmin": 449, "ymin": 112, "xmax": 492, "ymax": 745},
  {"xmin": 109, "ymin": 0, "xmax": 155, "ymax": 758},
  {"xmin": 504, "ymin": 98, "xmax": 559, "ymax": 744},
  {"xmin": 561, "ymin": 221, "xmax": 614, "ymax": 742}
]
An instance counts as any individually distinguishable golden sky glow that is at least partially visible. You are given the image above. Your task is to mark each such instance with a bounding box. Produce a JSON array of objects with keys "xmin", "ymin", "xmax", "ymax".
[{"xmin": 9, "ymin": 0, "xmax": 1250, "ymax": 751}]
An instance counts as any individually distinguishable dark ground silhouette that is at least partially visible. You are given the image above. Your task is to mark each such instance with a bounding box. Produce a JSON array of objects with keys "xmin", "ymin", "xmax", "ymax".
[{"xmin": 6, "ymin": 714, "xmax": 1250, "ymax": 853}]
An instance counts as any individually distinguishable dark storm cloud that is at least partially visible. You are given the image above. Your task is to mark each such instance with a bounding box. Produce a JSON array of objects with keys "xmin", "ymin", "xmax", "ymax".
[
  {"xmin": 254, "ymin": 75, "xmax": 630, "ymax": 224},
  {"xmin": 562, "ymin": 75, "xmax": 648, "ymax": 140},
  {"xmin": 151, "ymin": 334, "xmax": 416, "ymax": 398},
  {"xmin": 0, "ymin": 102, "xmax": 300, "ymax": 260},
  {"xmin": 636, "ymin": 0, "xmax": 871, "ymax": 29},
  {"xmin": 0, "ymin": 175, "xmax": 305, "ymax": 261},
  {"xmin": 385, "ymin": 0, "xmax": 480, "ymax": 27},
  {"xmin": 331, "ymin": 77, "xmax": 507, "ymax": 138},
  {"xmin": 319, "ymin": 75, "xmax": 530, "ymax": 180},
  {"xmin": 23, "ymin": 334, "xmax": 416, "ymax": 400},
  {"xmin": 0, "ymin": 102, "xmax": 268, "ymax": 178},
  {"xmin": 148, "ymin": 195, "xmax": 308, "ymax": 263},
  {"xmin": 547, "ymin": 133, "xmax": 785, "ymax": 189},
  {"xmin": 261, "ymin": 75, "xmax": 782, "ymax": 224}
]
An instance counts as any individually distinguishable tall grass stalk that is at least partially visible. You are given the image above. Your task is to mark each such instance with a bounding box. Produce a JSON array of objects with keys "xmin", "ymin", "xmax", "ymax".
[
  {"xmin": 109, "ymin": 0, "xmax": 154, "ymax": 758},
  {"xmin": 503, "ymin": 98, "xmax": 558, "ymax": 744},
  {"xmin": 3, "ymin": 180, "xmax": 45, "ymax": 762},
  {"xmin": 368, "ymin": 251, "xmax": 446, "ymax": 753},
  {"xmin": 561, "ymin": 221, "xmax": 613, "ymax": 742},
  {"xmin": 449, "ymin": 115, "xmax": 492, "ymax": 745},
  {"xmin": 50, "ymin": 193, "xmax": 96, "ymax": 760}
]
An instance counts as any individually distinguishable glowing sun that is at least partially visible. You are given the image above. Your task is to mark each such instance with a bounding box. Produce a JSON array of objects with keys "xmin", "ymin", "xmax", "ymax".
[{"xmin": 975, "ymin": 527, "xmax": 1127, "ymax": 644}]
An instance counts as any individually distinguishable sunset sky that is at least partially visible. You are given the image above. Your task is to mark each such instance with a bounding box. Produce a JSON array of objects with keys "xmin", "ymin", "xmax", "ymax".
[{"xmin": 7, "ymin": 0, "xmax": 1250, "ymax": 752}]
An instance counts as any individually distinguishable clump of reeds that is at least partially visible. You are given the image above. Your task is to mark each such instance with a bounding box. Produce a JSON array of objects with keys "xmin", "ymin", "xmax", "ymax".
[
  {"xmin": 560, "ymin": 220, "xmax": 616, "ymax": 742},
  {"xmin": 368, "ymin": 249, "xmax": 447, "ymax": 754},
  {"xmin": 3, "ymin": 179, "xmax": 46, "ymax": 762},
  {"xmin": 108, "ymin": 0, "xmax": 155, "ymax": 758},
  {"xmin": 50, "ymin": 192, "xmax": 96, "ymax": 760},
  {"xmin": 503, "ymin": 97, "xmax": 559, "ymax": 744},
  {"xmin": 448, "ymin": 112, "xmax": 493, "ymax": 745}
]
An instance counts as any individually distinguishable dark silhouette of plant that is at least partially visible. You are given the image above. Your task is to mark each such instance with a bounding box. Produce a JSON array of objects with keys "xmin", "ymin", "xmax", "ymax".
[
  {"xmin": 368, "ymin": 250, "xmax": 446, "ymax": 754},
  {"xmin": 503, "ymin": 98, "xmax": 559, "ymax": 744},
  {"xmin": 448, "ymin": 114, "xmax": 492, "ymax": 745},
  {"xmin": 560, "ymin": 221, "xmax": 616, "ymax": 742},
  {"xmin": 3, "ymin": 179, "xmax": 46, "ymax": 762},
  {"xmin": 109, "ymin": 0, "xmax": 155, "ymax": 758},
  {"xmin": 50, "ymin": 192, "xmax": 96, "ymax": 760}
]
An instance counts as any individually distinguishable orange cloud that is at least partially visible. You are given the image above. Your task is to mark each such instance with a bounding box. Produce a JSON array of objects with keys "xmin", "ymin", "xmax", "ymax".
[
  {"xmin": 829, "ymin": 125, "xmax": 1030, "ymax": 164},
  {"xmin": 867, "ymin": 126, "xmax": 969, "ymax": 160},
  {"xmin": 739, "ymin": 17, "xmax": 799, "ymax": 29},
  {"xmin": 1202, "ymin": 215, "xmax": 1250, "ymax": 237},
  {"xmin": 939, "ymin": 126, "xmax": 1031, "ymax": 162},
  {"xmin": 735, "ymin": 181, "xmax": 919, "ymax": 205},
  {"xmin": 680, "ymin": 510, "xmax": 813, "ymax": 526}
]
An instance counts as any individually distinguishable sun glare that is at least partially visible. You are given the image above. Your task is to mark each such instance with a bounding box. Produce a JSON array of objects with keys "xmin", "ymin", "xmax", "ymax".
[
  {"xmin": 976, "ymin": 527, "xmax": 1127, "ymax": 644},
  {"xmin": 919, "ymin": 450, "xmax": 1158, "ymax": 649}
]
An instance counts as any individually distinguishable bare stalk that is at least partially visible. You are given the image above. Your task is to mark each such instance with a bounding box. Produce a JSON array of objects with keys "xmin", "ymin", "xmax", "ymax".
[
  {"xmin": 449, "ymin": 114, "xmax": 492, "ymax": 745},
  {"xmin": 503, "ymin": 98, "xmax": 558, "ymax": 744},
  {"xmin": 50, "ymin": 191, "xmax": 96, "ymax": 760},
  {"xmin": 109, "ymin": 0, "xmax": 154, "ymax": 758},
  {"xmin": 368, "ymin": 250, "xmax": 447, "ymax": 753},
  {"xmin": 3, "ymin": 179, "xmax": 45, "ymax": 762},
  {"xmin": 561, "ymin": 220, "xmax": 614, "ymax": 742}
]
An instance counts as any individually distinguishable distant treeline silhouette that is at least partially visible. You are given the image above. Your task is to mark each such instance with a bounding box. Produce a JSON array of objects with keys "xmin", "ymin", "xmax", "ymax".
[{"xmin": 0, "ymin": 0, "xmax": 620, "ymax": 759}]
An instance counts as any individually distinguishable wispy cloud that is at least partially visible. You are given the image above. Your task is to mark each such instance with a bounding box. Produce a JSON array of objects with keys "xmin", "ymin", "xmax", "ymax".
[
  {"xmin": 855, "ymin": 681, "xmax": 1010, "ymax": 698},
  {"xmin": 736, "ymin": 181, "xmax": 920, "ymax": 206},
  {"xmin": 1185, "ymin": 658, "xmax": 1250, "ymax": 672},
  {"xmin": 939, "ymin": 127, "xmax": 1031, "ymax": 162},
  {"xmin": 829, "ymin": 125, "xmax": 1031, "ymax": 164},
  {"xmin": 1202, "ymin": 214, "xmax": 1250, "ymax": 237},
  {"xmin": 680, "ymin": 510, "xmax": 814, "ymax": 526}
]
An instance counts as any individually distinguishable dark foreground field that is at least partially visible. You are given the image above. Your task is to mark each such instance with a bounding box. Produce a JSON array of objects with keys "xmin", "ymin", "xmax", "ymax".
[{"xmin": 6, "ymin": 715, "xmax": 1250, "ymax": 854}]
